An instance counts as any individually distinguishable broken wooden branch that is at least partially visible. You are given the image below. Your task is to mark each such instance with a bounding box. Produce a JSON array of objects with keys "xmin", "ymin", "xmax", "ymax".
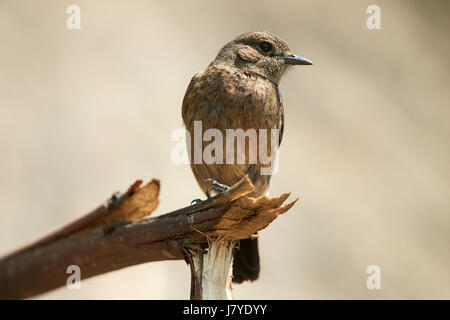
[{"xmin": 0, "ymin": 176, "xmax": 297, "ymax": 300}]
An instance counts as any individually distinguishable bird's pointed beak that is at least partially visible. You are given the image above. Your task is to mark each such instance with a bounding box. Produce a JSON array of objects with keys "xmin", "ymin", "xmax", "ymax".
[{"xmin": 284, "ymin": 54, "xmax": 313, "ymax": 65}]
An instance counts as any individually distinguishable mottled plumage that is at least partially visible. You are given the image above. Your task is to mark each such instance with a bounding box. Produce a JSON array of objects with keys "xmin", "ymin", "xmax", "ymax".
[{"xmin": 182, "ymin": 31, "xmax": 311, "ymax": 283}]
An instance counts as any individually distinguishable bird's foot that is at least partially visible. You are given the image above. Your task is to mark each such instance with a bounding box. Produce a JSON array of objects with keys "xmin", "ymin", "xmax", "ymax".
[
  {"xmin": 190, "ymin": 198, "xmax": 203, "ymax": 205},
  {"xmin": 204, "ymin": 178, "xmax": 230, "ymax": 198}
]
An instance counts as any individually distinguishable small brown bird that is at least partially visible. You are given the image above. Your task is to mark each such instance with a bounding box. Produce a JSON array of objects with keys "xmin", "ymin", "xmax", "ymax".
[{"xmin": 182, "ymin": 31, "xmax": 311, "ymax": 283}]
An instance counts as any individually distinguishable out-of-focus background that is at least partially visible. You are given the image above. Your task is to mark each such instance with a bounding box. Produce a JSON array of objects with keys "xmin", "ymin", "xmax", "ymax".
[{"xmin": 0, "ymin": 0, "xmax": 449, "ymax": 299}]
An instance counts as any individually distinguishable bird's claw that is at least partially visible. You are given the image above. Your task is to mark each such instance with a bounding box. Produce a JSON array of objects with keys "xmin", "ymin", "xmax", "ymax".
[
  {"xmin": 204, "ymin": 178, "xmax": 229, "ymax": 198},
  {"xmin": 190, "ymin": 198, "xmax": 203, "ymax": 205}
]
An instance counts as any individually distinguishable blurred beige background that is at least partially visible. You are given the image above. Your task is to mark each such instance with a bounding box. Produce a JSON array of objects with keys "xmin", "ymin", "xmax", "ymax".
[{"xmin": 0, "ymin": 0, "xmax": 449, "ymax": 299}]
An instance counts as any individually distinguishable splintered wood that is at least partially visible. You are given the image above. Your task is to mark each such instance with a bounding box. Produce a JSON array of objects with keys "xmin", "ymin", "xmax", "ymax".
[
  {"xmin": 189, "ymin": 175, "xmax": 298, "ymax": 241},
  {"xmin": 94, "ymin": 179, "xmax": 160, "ymax": 225},
  {"xmin": 52, "ymin": 178, "xmax": 161, "ymax": 234},
  {"xmin": 0, "ymin": 175, "xmax": 297, "ymax": 300},
  {"xmin": 6, "ymin": 179, "xmax": 161, "ymax": 255},
  {"xmin": 186, "ymin": 175, "xmax": 297, "ymax": 300}
]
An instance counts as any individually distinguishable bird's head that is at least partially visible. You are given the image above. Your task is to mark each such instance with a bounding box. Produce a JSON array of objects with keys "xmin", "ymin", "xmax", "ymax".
[{"xmin": 211, "ymin": 31, "xmax": 312, "ymax": 84}]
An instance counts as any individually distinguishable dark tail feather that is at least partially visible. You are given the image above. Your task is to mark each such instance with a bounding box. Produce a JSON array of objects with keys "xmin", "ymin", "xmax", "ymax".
[{"xmin": 232, "ymin": 238, "xmax": 260, "ymax": 283}]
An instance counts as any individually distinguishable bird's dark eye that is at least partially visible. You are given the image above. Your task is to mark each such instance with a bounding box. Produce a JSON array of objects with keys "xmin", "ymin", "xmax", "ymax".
[{"xmin": 259, "ymin": 42, "xmax": 273, "ymax": 54}]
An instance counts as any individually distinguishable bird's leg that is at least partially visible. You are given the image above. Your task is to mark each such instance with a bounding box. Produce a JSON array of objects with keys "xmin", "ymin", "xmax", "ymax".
[
  {"xmin": 204, "ymin": 178, "xmax": 230, "ymax": 198},
  {"xmin": 190, "ymin": 179, "xmax": 230, "ymax": 205}
]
